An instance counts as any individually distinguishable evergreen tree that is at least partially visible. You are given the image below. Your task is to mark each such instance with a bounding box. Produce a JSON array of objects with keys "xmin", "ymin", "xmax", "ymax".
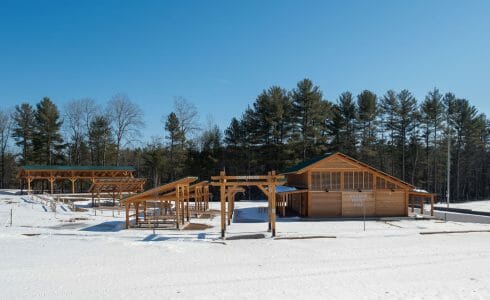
[
  {"xmin": 11, "ymin": 103, "xmax": 35, "ymax": 164},
  {"xmin": 395, "ymin": 90, "xmax": 419, "ymax": 182},
  {"xmin": 380, "ymin": 90, "xmax": 399, "ymax": 176},
  {"xmin": 33, "ymin": 97, "xmax": 65, "ymax": 165},
  {"xmin": 291, "ymin": 79, "xmax": 331, "ymax": 160},
  {"xmin": 165, "ymin": 112, "xmax": 185, "ymax": 180},
  {"xmin": 88, "ymin": 116, "xmax": 113, "ymax": 166},
  {"xmin": 328, "ymin": 92, "xmax": 357, "ymax": 156},
  {"xmin": 356, "ymin": 90, "xmax": 378, "ymax": 165},
  {"xmin": 420, "ymin": 88, "xmax": 444, "ymax": 191},
  {"xmin": 142, "ymin": 139, "xmax": 166, "ymax": 187}
]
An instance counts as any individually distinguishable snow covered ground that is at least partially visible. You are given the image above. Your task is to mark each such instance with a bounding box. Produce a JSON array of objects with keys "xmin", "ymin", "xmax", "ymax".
[
  {"xmin": 435, "ymin": 200, "xmax": 490, "ymax": 213},
  {"xmin": 1, "ymin": 190, "xmax": 490, "ymax": 299}
]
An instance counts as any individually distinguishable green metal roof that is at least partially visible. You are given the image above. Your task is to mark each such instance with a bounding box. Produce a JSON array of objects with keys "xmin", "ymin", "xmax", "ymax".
[
  {"xmin": 21, "ymin": 165, "xmax": 135, "ymax": 171},
  {"xmin": 282, "ymin": 153, "xmax": 333, "ymax": 174}
]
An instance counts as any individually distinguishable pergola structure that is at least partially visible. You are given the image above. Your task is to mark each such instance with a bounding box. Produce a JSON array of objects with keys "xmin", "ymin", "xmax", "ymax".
[
  {"xmin": 211, "ymin": 171, "xmax": 285, "ymax": 238},
  {"xmin": 88, "ymin": 178, "xmax": 146, "ymax": 207},
  {"xmin": 17, "ymin": 165, "xmax": 135, "ymax": 194},
  {"xmin": 124, "ymin": 177, "xmax": 214, "ymax": 230}
]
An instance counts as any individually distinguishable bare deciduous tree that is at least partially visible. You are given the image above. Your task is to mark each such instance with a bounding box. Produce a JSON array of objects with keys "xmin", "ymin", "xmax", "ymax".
[
  {"xmin": 107, "ymin": 94, "xmax": 144, "ymax": 165},
  {"xmin": 174, "ymin": 96, "xmax": 199, "ymax": 141},
  {"xmin": 64, "ymin": 98, "xmax": 98, "ymax": 165}
]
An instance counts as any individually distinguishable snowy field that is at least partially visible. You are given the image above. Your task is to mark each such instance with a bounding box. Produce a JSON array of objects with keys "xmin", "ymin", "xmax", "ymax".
[
  {"xmin": 435, "ymin": 200, "xmax": 490, "ymax": 213},
  {"xmin": 1, "ymin": 190, "xmax": 490, "ymax": 299}
]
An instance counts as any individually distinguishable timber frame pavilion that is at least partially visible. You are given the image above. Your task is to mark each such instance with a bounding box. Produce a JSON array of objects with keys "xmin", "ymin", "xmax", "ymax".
[{"xmin": 17, "ymin": 165, "xmax": 136, "ymax": 194}]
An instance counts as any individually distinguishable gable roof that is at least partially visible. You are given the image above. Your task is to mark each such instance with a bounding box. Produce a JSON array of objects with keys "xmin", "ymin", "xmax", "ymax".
[
  {"xmin": 283, "ymin": 153, "xmax": 334, "ymax": 174},
  {"xmin": 20, "ymin": 165, "xmax": 135, "ymax": 171},
  {"xmin": 282, "ymin": 152, "xmax": 414, "ymax": 189}
]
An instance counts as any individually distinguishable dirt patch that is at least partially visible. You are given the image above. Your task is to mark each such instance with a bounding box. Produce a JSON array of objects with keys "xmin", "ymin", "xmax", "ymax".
[
  {"xmin": 226, "ymin": 233, "xmax": 266, "ymax": 240},
  {"xmin": 62, "ymin": 217, "xmax": 90, "ymax": 223},
  {"xmin": 383, "ymin": 221, "xmax": 403, "ymax": 228},
  {"xmin": 182, "ymin": 223, "xmax": 213, "ymax": 230},
  {"xmin": 275, "ymin": 235, "xmax": 336, "ymax": 240},
  {"xmin": 420, "ymin": 230, "xmax": 490, "ymax": 235},
  {"xmin": 22, "ymin": 233, "xmax": 41, "ymax": 237},
  {"xmin": 197, "ymin": 213, "xmax": 215, "ymax": 219},
  {"xmin": 71, "ymin": 206, "xmax": 88, "ymax": 212}
]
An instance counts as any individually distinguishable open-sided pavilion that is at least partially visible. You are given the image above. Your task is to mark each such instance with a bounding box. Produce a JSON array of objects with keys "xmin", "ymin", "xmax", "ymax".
[{"xmin": 17, "ymin": 165, "xmax": 136, "ymax": 194}]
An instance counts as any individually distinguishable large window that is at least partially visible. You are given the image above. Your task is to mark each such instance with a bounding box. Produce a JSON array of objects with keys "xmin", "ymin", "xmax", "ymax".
[
  {"xmin": 343, "ymin": 171, "xmax": 373, "ymax": 191},
  {"xmin": 376, "ymin": 177, "xmax": 402, "ymax": 190},
  {"xmin": 311, "ymin": 172, "xmax": 341, "ymax": 191}
]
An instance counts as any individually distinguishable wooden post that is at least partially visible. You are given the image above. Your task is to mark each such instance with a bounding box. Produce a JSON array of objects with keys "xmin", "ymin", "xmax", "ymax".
[
  {"xmin": 175, "ymin": 186, "xmax": 180, "ymax": 229},
  {"xmin": 27, "ymin": 177, "xmax": 32, "ymax": 194},
  {"xmin": 270, "ymin": 171, "xmax": 277, "ymax": 237},
  {"xmin": 181, "ymin": 187, "xmax": 186, "ymax": 224},
  {"xmin": 430, "ymin": 194, "xmax": 434, "ymax": 216},
  {"xmin": 70, "ymin": 177, "xmax": 76, "ymax": 194},
  {"xmin": 143, "ymin": 200, "xmax": 147, "ymax": 222},
  {"xmin": 420, "ymin": 199, "xmax": 424, "ymax": 215},
  {"xmin": 411, "ymin": 194, "xmax": 414, "ymax": 213},
  {"xmin": 135, "ymin": 202, "xmax": 140, "ymax": 225},
  {"xmin": 49, "ymin": 177, "xmax": 55, "ymax": 194},
  {"xmin": 220, "ymin": 171, "xmax": 226, "ymax": 239},
  {"xmin": 282, "ymin": 194, "xmax": 286, "ymax": 217},
  {"xmin": 406, "ymin": 192, "xmax": 410, "ymax": 216},
  {"xmin": 125, "ymin": 202, "xmax": 130, "ymax": 229},
  {"xmin": 186, "ymin": 185, "xmax": 190, "ymax": 222},
  {"xmin": 227, "ymin": 190, "xmax": 232, "ymax": 226}
]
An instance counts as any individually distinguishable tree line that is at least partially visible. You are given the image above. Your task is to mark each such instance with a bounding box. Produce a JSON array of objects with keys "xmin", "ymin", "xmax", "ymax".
[{"xmin": 0, "ymin": 79, "xmax": 488, "ymax": 201}]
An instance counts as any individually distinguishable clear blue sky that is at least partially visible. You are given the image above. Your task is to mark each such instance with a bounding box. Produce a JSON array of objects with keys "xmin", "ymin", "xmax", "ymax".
[{"xmin": 1, "ymin": 0, "xmax": 489, "ymax": 141}]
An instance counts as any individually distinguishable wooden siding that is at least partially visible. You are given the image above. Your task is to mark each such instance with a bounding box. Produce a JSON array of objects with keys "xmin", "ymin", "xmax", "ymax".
[
  {"xmin": 341, "ymin": 192, "xmax": 376, "ymax": 217},
  {"xmin": 375, "ymin": 190, "xmax": 406, "ymax": 216},
  {"xmin": 309, "ymin": 192, "xmax": 341, "ymax": 217},
  {"xmin": 290, "ymin": 193, "xmax": 307, "ymax": 216},
  {"xmin": 313, "ymin": 156, "xmax": 360, "ymax": 170},
  {"xmin": 286, "ymin": 173, "xmax": 308, "ymax": 187}
]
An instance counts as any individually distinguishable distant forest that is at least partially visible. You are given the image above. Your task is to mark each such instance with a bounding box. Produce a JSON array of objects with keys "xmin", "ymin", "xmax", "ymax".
[{"xmin": 0, "ymin": 79, "xmax": 488, "ymax": 201}]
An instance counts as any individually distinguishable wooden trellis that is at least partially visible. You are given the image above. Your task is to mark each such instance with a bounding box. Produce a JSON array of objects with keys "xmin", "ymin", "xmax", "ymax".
[{"xmin": 211, "ymin": 171, "xmax": 285, "ymax": 238}]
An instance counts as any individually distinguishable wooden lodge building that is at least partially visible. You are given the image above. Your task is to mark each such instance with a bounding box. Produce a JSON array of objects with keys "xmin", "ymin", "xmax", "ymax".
[{"xmin": 278, "ymin": 152, "xmax": 434, "ymax": 218}]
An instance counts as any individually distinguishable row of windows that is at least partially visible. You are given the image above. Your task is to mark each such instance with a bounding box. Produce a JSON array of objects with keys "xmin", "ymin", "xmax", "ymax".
[{"xmin": 311, "ymin": 172, "xmax": 402, "ymax": 191}]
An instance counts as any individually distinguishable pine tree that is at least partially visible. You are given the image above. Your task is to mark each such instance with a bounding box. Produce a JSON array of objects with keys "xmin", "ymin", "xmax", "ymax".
[
  {"xmin": 328, "ymin": 92, "xmax": 356, "ymax": 156},
  {"xmin": 356, "ymin": 90, "xmax": 378, "ymax": 165},
  {"xmin": 165, "ymin": 112, "xmax": 185, "ymax": 180},
  {"xmin": 33, "ymin": 97, "xmax": 65, "ymax": 165},
  {"xmin": 420, "ymin": 88, "xmax": 444, "ymax": 191},
  {"xmin": 380, "ymin": 90, "xmax": 399, "ymax": 176},
  {"xmin": 395, "ymin": 90, "xmax": 419, "ymax": 182},
  {"xmin": 11, "ymin": 103, "xmax": 35, "ymax": 164},
  {"xmin": 291, "ymin": 79, "xmax": 330, "ymax": 160},
  {"xmin": 88, "ymin": 116, "xmax": 113, "ymax": 166}
]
